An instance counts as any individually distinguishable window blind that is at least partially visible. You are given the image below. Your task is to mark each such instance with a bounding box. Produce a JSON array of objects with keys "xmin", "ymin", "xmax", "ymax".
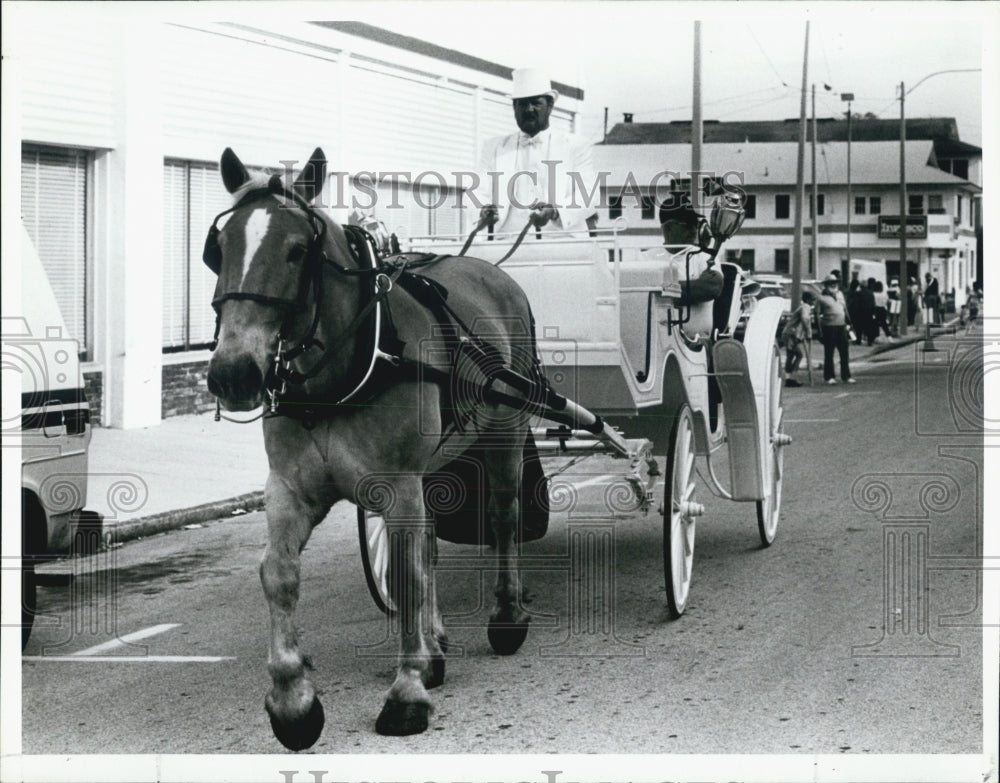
[{"xmin": 20, "ymin": 146, "xmax": 88, "ymax": 349}]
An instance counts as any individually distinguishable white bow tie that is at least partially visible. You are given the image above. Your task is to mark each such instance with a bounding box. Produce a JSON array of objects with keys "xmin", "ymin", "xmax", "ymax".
[{"xmin": 520, "ymin": 133, "xmax": 545, "ymax": 147}]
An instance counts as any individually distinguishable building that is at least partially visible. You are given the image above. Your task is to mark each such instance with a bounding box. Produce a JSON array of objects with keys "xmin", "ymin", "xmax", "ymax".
[
  {"xmin": 9, "ymin": 14, "xmax": 584, "ymax": 428},
  {"xmin": 594, "ymin": 118, "xmax": 982, "ymax": 297}
]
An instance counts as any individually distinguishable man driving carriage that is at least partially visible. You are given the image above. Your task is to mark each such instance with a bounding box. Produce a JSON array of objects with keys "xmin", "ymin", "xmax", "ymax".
[{"xmin": 472, "ymin": 68, "xmax": 598, "ymax": 236}]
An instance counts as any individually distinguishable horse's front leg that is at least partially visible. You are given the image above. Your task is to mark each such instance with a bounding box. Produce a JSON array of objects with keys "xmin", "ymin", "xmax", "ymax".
[
  {"xmin": 260, "ymin": 472, "xmax": 331, "ymax": 750},
  {"xmin": 375, "ymin": 476, "xmax": 443, "ymax": 736},
  {"xmin": 485, "ymin": 440, "xmax": 531, "ymax": 655}
]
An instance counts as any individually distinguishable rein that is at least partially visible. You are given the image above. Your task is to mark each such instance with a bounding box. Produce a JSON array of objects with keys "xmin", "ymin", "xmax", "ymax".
[{"xmin": 457, "ymin": 215, "xmax": 542, "ymax": 266}]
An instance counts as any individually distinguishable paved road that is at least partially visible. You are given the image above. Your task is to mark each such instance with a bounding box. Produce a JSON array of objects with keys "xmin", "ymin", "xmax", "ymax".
[{"xmin": 22, "ymin": 341, "xmax": 985, "ymax": 757}]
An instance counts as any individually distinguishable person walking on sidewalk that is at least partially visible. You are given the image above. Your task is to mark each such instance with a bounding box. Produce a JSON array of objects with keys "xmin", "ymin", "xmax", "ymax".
[
  {"xmin": 780, "ymin": 290, "xmax": 815, "ymax": 387},
  {"xmin": 814, "ymin": 274, "xmax": 855, "ymax": 385},
  {"xmin": 872, "ymin": 280, "xmax": 893, "ymax": 342}
]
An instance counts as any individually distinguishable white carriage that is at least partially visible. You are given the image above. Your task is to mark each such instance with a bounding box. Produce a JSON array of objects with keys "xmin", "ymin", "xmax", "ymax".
[{"xmin": 359, "ymin": 206, "xmax": 789, "ymax": 618}]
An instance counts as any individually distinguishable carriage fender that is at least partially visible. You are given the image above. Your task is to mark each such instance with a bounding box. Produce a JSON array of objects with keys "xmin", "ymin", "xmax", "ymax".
[
  {"xmin": 741, "ymin": 297, "xmax": 785, "ymax": 392},
  {"xmin": 714, "ymin": 295, "xmax": 785, "ymax": 501}
]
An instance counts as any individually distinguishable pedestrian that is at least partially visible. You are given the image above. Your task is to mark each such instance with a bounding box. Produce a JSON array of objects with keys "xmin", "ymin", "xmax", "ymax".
[
  {"xmin": 907, "ymin": 277, "xmax": 921, "ymax": 327},
  {"xmin": 887, "ymin": 277, "xmax": 902, "ymax": 335},
  {"xmin": 472, "ymin": 68, "xmax": 598, "ymax": 236},
  {"xmin": 780, "ymin": 291, "xmax": 815, "ymax": 387},
  {"xmin": 814, "ymin": 273, "xmax": 855, "ymax": 385},
  {"xmin": 858, "ymin": 278, "xmax": 877, "ymax": 346},
  {"xmin": 965, "ymin": 285, "xmax": 980, "ymax": 325},
  {"xmin": 923, "ymin": 272, "xmax": 941, "ymax": 325},
  {"xmin": 872, "ymin": 280, "xmax": 893, "ymax": 341},
  {"xmin": 846, "ymin": 278, "xmax": 863, "ymax": 344}
]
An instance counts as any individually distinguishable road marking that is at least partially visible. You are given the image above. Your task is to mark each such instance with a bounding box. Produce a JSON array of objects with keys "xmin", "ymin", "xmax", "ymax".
[
  {"xmin": 69, "ymin": 623, "xmax": 179, "ymax": 657},
  {"xmin": 23, "ymin": 655, "xmax": 235, "ymax": 663}
]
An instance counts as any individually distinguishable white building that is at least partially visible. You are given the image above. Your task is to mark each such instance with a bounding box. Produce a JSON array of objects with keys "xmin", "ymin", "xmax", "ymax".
[
  {"xmin": 8, "ymin": 14, "xmax": 585, "ymax": 428},
  {"xmin": 593, "ymin": 135, "xmax": 982, "ymax": 299}
]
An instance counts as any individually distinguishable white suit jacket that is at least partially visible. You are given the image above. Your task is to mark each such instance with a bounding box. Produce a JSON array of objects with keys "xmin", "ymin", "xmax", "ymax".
[{"xmin": 470, "ymin": 127, "xmax": 598, "ymax": 235}]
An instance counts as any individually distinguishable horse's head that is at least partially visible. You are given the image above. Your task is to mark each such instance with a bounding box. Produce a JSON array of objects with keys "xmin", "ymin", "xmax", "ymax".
[{"xmin": 205, "ymin": 147, "xmax": 330, "ymax": 411}]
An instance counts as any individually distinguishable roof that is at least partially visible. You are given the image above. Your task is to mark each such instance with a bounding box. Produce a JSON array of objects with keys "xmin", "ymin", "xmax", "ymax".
[
  {"xmin": 601, "ymin": 117, "xmax": 974, "ymax": 146},
  {"xmin": 591, "ymin": 141, "xmax": 980, "ymax": 188},
  {"xmin": 312, "ymin": 22, "xmax": 584, "ymax": 100}
]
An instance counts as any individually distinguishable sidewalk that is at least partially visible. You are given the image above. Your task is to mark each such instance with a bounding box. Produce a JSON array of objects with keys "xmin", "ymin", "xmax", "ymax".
[
  {"xmin": 86, "ymin": 411, "xmax": 268, "ymax": 544},
  {"xmin": 85, "ymin": 319, "xmax": 966, "ymax": 545}
]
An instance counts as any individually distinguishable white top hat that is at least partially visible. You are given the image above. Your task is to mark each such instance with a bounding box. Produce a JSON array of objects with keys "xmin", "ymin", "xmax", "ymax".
[{"xmin": 511, "ymin": 68, "xmax": 559, "ymax": 102}]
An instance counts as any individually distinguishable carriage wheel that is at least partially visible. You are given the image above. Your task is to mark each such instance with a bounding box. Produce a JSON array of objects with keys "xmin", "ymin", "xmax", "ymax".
[
  {"xmin": 357, "ymin": 507, "xmax": 396, "ymax": 615},
  {"xmin": 663, "ymin": 404, "xmax": 702, "ymax": 619},
  {"xmin": 756, "ymin": 343, "xmax": 785, "ymax": 547}
]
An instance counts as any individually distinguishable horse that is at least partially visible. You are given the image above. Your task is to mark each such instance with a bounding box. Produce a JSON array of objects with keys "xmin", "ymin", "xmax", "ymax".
[{"xmin": 204, "ymin": 147, "xmax": 538, "ymax": 746}]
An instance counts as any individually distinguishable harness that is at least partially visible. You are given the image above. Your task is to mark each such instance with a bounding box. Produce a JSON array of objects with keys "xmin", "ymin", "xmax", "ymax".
[{"xmin": 204, "ymin": 177, "xmax": 544, "ymax": 426}]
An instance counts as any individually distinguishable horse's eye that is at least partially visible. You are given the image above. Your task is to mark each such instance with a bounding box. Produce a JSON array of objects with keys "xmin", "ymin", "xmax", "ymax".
[{"xmin": 288, "ymin": 245, "xmax": 307, "ymax": 264}]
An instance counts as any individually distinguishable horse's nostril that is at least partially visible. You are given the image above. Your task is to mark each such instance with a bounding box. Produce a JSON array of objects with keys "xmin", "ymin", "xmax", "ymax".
[
  {"xmin": 208, "ymin": 353, "xmax": 263, "ymax": 401},
  {"xmin": 234, "ymin": 355, "xmax": 264, "ymax": 397}
]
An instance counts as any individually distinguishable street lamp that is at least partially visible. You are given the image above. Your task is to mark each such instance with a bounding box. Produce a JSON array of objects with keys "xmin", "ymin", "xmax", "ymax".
[{"xmin": 841, "ymin": 93, "xmax": 853, "ymax": 272}]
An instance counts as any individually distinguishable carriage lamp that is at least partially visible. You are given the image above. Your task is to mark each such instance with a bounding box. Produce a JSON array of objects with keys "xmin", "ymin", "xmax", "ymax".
[{"xmin": 709, "ymin": 193, "xmax": 746, "ymax": 243}]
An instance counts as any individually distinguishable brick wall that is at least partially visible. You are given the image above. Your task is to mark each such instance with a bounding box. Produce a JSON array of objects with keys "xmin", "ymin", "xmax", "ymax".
[
  {"xmin": 162, "ymin": 359, "xmax": 215, "ymax": 419},
  {"xmin": 83, "ymin": 370, "xmax": 103, "ymax": 428}
]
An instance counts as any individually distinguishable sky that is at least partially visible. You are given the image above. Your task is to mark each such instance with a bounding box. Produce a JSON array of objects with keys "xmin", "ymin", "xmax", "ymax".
[{"xmin": 357, "ymin": 2, "xmax": 993, "ymax": 147}]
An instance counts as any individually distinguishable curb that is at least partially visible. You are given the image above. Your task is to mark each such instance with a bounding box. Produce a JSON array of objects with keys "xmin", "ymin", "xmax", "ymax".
[{"xmin": 101, "ymin": 491, "xmax": 265, "ymax": 546}]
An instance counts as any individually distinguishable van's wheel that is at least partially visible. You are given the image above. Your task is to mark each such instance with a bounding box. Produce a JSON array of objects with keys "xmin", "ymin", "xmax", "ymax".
[
  {"xmin": 663, "ymin": 404, "xmax": 702, "ymax": 618},
  {"xmin": 756, "ymin": 343, "xmax": 786, "ymax": 547},
  {"xmin": 357, "ymin": 507, "xmax": 395, "ymax": 615},
  {"xmin": 22, "ymin": 561, "xmax": 37, "ymax": 649}
]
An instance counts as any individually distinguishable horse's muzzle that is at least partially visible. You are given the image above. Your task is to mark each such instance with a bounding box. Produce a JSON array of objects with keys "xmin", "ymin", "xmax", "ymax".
[{"xmin": 207, "ymin": 352, "xmax": 265, "ymax": 410}]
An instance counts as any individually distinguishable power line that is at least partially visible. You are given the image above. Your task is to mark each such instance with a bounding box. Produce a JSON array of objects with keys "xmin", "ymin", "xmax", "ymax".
[{"xmin": 746, "ymin": 25, "xmax": 790, "ymax": 87}]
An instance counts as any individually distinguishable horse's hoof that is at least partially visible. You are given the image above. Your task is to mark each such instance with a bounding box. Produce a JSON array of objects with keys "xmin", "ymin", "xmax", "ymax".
[
  {"xmin": 375, "ymin": 699, "xmax": 430, "ymax": 736},
  {"xmin": 425, "ymin": 655, "xmax": 445, "ymax": 690},
  {"xmin": 268, "ymin": 696, "xmax": 325, "ymax": 751},
  {"xmin": 487, "ymin": 618, "xmax": 530, "ymax": 656}
]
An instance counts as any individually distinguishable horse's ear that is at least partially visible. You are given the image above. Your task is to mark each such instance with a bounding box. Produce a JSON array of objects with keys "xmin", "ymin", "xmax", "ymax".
[
  {"xmin": 293, "ymin": 147, "xmax": 327, "ymax": 203},
  {"xmin": 220, "ymin": 148, "xmax": 251, "ymax": 194}
]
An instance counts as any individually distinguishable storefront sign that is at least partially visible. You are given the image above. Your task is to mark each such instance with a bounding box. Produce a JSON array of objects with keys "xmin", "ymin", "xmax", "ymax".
[{"xmin": 878, "ymin": 215, "xmax": 928, "ymax": 239}]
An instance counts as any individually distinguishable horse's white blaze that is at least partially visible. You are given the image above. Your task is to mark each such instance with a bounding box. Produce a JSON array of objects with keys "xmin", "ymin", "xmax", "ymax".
[{"xmin": 241, "ymin": 208, "xmax": 272, "ymax": 288}]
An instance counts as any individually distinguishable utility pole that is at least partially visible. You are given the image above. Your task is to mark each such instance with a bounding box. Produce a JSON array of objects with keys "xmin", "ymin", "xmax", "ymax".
[
  {"xmin": 603, "ymin": 107, "xmax": 609, "ymax": 143},
  {"xmin": 899, "ymin": 81, "xmax": 908, "ymax": 336},
  {"xmin": 842, "ymin": 93, "xmax": 853, "ymax": 271},
  {"xmin": 791, "ymin": 21, "xmax": 809, "ymax": 309},
  {"xmin": 811, "ymin": 84, "xmax": 818, "ymax": 278},
  {"xmin": 692, "ymin": 20, "xmax": 702, "ymax": 209}
]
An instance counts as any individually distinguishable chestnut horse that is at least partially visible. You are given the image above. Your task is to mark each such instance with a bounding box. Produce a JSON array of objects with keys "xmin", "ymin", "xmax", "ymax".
[{"xmin": 205, "ymin": 148, "xmax": 537, "ymax": 747}]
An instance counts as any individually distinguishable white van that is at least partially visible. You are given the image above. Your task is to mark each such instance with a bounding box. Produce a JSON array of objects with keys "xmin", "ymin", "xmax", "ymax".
[{"xmin": 6, "ymin": 225, "xmax": 96, "ymax": 646}]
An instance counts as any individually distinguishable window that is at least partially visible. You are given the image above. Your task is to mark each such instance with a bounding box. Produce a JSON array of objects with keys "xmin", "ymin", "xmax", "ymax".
[
  {"xmin": 725, "ymin": 248, "xmax": 755, "ymax": 272},
  {"xmin": 854, "ymin": 196, "xmax": 866, "ymax": 215},
  {"xmin": 957, "ymin": 195, "xmax": 963, "ymax": 224},
  {"xmin": 908, "ymin": 194, "xmax": 924, "ymax": 215},
  {"xmin": 928, "ymin": 194, "xmax": 945, "ymax": 215},
  {"xmin": 163, "ymin": 160, "xmax": 233, "ymax": 352},
  {"xmin": 640, "ymin": 195, "xmax": 656, "ymax": 221},
  {"xmin": 869, "ymin": 197, "xmax": 881, "ymax": 215},
  {"xmin": 808, "ymin": 193, "xmax": 825, "ymax": 218},
  {"xmin": 608, "ymin": 194, "xmax": 623, "ymax": 220},
  {"xmin": 774, "ymin": 248, "xmax": 790, "ymax": 274},
  {"xmin": 775, "ymin": 194, "xmax": 790, "ymax": 220},
  {"xmin": 21, "ymin": 145, "xmax": 91, "ymax": 358},
  {"xmin": 743, "ymin": 194, "xmax": 756, "ymax": 220}
]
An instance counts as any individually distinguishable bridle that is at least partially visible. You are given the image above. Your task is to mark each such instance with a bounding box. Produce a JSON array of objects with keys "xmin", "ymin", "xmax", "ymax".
[{"xmin": 204, "ymin": 174, "xmax": 400, "ymax": 414}]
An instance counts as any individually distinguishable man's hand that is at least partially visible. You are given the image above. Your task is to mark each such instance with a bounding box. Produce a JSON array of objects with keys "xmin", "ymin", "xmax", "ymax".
[
  {"xmin": 529, "ymin": 201, "xmax": 559, "ymax": 228},
  {"xmin": 480, "ymin": 205, "xmax": 500, "ymax": 227}
]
